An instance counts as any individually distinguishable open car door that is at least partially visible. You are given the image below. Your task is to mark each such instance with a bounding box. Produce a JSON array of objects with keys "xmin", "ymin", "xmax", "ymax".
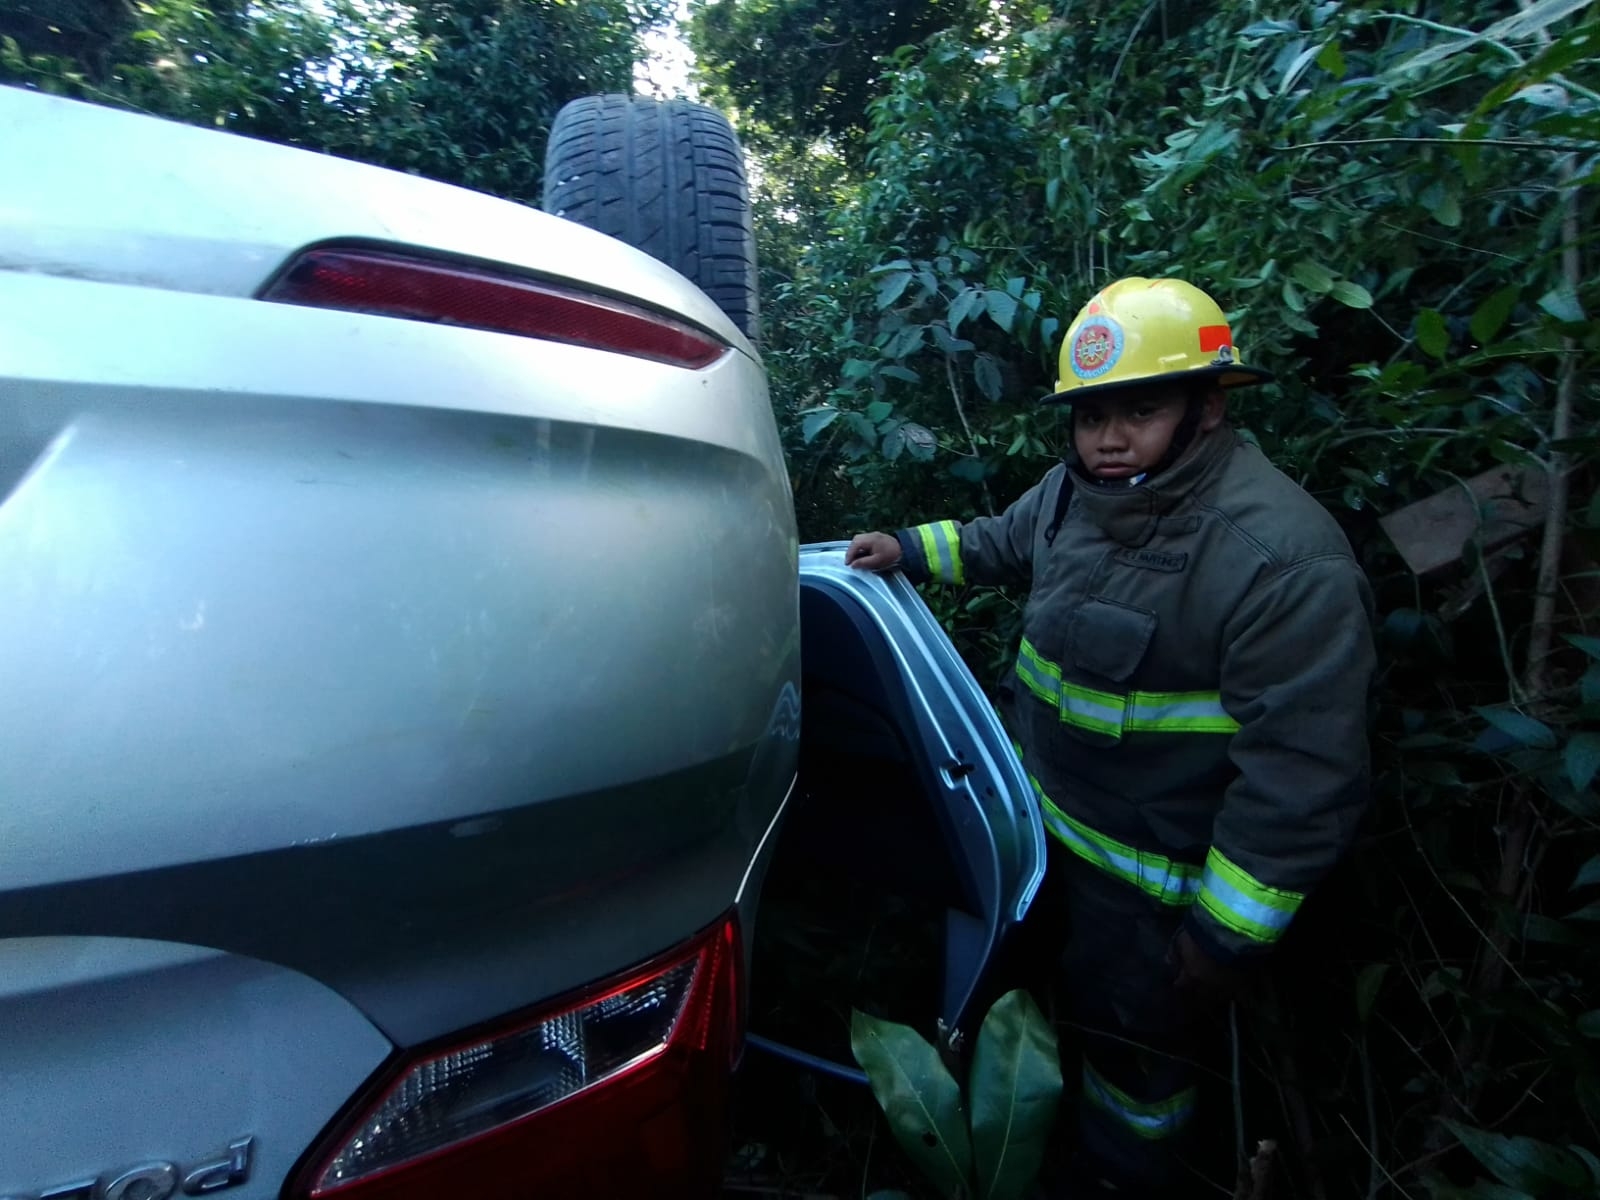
[{"xmin": 746, "ymin": 542, "xmax": 1047, "ymax": 1075}]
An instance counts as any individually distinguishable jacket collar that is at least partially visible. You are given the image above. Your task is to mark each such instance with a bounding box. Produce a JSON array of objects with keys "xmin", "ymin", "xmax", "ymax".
[{"xmin": 1070, "ymin": 426, "xmax": 1236, "ymax": 547}]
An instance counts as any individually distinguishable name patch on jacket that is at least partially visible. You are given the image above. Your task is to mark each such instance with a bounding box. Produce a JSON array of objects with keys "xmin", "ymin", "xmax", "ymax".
[{"xmin": 1115, "ymin": 548, "xmax": 1188, "ymax": 572}]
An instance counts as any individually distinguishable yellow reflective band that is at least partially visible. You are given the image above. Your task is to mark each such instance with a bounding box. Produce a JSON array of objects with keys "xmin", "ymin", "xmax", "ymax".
[
  {"xmin": 1197, "ymin": 848, "xmax": 1304, "ymax": 944},
  {"xmin": 1015, "ymin": 641, "xmax": 1237, "ymax": 736},
  {"xmin": 1127, "ymin": 690, "xmax": 1239, "ymax": 734},
  {"xmin": 912, "ymin": 520, "xmax": 964, "ymax": 584},
  {"xmin": 1017, "ymin": 753, "xmax": 1200, "ymax": 907},
  {"xmin": 1082, "ymin": 1064, "xmax": 1196, "ymax": 1140}
]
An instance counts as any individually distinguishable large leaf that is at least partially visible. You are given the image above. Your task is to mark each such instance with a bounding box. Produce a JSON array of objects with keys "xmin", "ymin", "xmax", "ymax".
[
  {"xmin": 1471, "ymin": 286, "xmax": 1520, "ymax": 344},
  {"xmin": 969, "ymin": 990, "xmax": 1062, "ymax": 1200},
  {"xmin": 1567, "ymin": 732, "xmax": 1600, "ymax": 794},
  {"xmin": 851, "ymin": 1010, "xmax": 974, "ymax": 1200},
  {"xmin": 1565, "ymin": 634, "xmax": 1600, "ymax": 661},
  {"xmin": 1330, "ymin": 280, "xmax": 1373, "ymax": 309},
  {"xmin": 1537, "ymin": 285, "xmax": 1586, "ymax": 324},
  {"xmin": 984, "ymin": 289, "xmax": 1019, "ymax": 333},
  {"xmin": 1290, "ymin": 260, "xmax": 1335, "ymax": 295},
  {"xmin": 949, "ymin": 288, "xmax": 983, "ymax": 335},
  {"xmin": 1572, "ymin": 855, "xmax": 1600, "ymax": 891},
  {"xmin": 1442, "ymin": 1121, "xmax": 1591, "ymax": 1194},
  {"xmin": 1416, "ymin": 308, "xmax": 1450, "ymax": 359},
  {"xmin": 801, "ymin": 407, "xmax": 840, "ymax": 444},
  {"xmin": 876, "ymin": 270, "xmax": 914, "ymax": 310},
  {"xmin": 1473, "ymin": 706, "xmax": 1556, "ymax": 750},
  {"xmin": 974, "ymin": 354, "xmax": 1004, "ymax": 402}
]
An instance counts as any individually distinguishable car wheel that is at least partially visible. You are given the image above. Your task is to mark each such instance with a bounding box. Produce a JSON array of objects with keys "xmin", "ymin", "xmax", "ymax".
[{"xmin": 543, "ymin": 94, "xmax": 759, "ymax": 343}]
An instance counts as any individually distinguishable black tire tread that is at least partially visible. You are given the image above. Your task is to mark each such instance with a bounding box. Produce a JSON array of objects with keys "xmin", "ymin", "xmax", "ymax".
[{"xmin": 542, "ymin": 94, "xmax": 759, "ymax": 341}]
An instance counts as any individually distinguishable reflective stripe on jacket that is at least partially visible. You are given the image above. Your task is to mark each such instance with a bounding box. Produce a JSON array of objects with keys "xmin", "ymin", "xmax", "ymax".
[{"xmin": 894, "ymin": 429, "xmax": 1375, "ymax": 960}]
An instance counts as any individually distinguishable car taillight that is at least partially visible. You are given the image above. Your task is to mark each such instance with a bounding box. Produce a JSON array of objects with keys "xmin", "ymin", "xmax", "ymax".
[
  {"xmin": 261, "ymin": 247, "xmax": 728, "ymax": 369},
  {"xmin": 290, "ymin": 914, "xmax": 742, "ymax": 1200}
]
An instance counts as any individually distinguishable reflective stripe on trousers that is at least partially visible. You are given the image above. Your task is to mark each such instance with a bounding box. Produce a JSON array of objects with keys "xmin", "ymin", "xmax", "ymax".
[
  {"xmin": 1082, "ymin": 1062, "xmax": 1196, "ymax": 1141},
  {"xmin": 1016, "ymin": 637, "xmax": 1240, "ymax": 738}
]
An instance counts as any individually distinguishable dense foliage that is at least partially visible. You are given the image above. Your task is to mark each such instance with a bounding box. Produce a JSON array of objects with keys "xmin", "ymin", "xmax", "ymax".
[
  {"xmin": 0, "ymin": 0, "xmax": 669, "ymax": 204},
  {"xmin": 687, "ymin": 0, "xmax": 981, "ymax": 153},
  {"xmin": 699, "ymin": 0, "xmax": 1600, "ymax": 1194},
  {"xmin": 6, "ymin": 0, "xmax": 1598, "ymax": 1193}
]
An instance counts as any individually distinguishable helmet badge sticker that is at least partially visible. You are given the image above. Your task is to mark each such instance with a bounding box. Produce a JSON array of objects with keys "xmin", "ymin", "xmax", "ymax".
[{"xmin": 1070, "ymin": 315, "xmax": 1124, "ymax": 380}]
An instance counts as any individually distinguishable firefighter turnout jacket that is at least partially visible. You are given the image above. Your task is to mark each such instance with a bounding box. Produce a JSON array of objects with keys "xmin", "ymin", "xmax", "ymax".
[{"xmin": 896, "ymin": 427, "xmax": 1376, "ymax": 962}]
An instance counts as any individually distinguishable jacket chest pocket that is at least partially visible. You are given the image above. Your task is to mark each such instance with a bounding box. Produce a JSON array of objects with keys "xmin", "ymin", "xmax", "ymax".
[
  {"xmin": 1022, "ymin": 596, "xmax": 1157, "ymax": 744},
  {"xmin": 1067, "ymin": 596, "xmax": 1156, "ymax": 684}
]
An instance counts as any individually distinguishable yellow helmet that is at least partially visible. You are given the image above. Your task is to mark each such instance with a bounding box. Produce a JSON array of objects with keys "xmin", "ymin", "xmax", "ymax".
[{"xmin": 1043, "ymin": 277, "xmax": 1272, "ymax": 404}]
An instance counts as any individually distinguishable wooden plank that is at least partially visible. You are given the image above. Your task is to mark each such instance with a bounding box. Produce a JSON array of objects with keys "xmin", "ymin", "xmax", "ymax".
[{"xmin": 1378, "ymin": 464, "xmax": 1548, "ymax": 576}]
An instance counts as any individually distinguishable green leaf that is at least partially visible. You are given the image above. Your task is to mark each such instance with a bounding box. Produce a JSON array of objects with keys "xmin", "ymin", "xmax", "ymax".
[
  {"xmin": 1471, "ymin": 287, "xmax": 1520, "ymax": 344},
  {"xmin": 876, "ymin": 271, "xmax": 914, "ymax": 310},
  {"xmin": 1574, "ymin": 856, "xmax": 1600, "ymax": 890},
  {"xmin": 1432, "ymin": 190, "xmax": 1463, "ymax": 228},
  {"xmin": 1442, "ymin": 1120, "xmax": 1591, "ymax": 1193},
  {"xmin": 851, "ymin": 1010, "xmax": 974, "ymax": 1200},
  {"xmin": 1577, "ymin": 1011, "xmax": 1600, "ymax": 1038},
  {"xmin": 970, "ymin": 990, "xmax": 1062, "ymax": 1200},
  {"xmin": 949, "ymin": 288, "xmax": 982, "ymax": 335},
  {"xmin": 1330, "ymin": 280, "xmax": 1373, "ymax": 309},
  {"xmin": 950, "ymin": 457, "xmax": 989, "ymax": 483},
  {"xmin": 1290, "ymin": 260, "xmax": 1335, "ymax": 294},
  {"xmin": 974, "ymin": 354, "xmax": 1004, "ymax": 402},
  {"xmin": 984, "ymin": 289, "xmax": 1019, "ymax": 333},
  {"xmin": 866, "ymin": 400, "xmax": 894, "ymax": 423},
  {"xmin": 1316, "ymin": 39, "xmax": 1345, "ymax": 79},
  {"xmin": 882, "ymin": 365, "xmax": 921, "ymax": 383},
  {"xmin": 1565, "ymin": 899, "xmax": 1600, "ymax": 921},
  {"xmin": 898, "ymin": 422, "xmax": 938, "ymax": 462},
  {"xmin": 1356, "ymin": 963, "xmax": 1389, "ymax": 1023},
  {"xmin": 1565, "ymin": 634, "xmax": 1600, "ymax": 660},
  {"xmin": 801, "ymin": 408, "xmax": 840, "ymax": 443},
  {"xmin": 1474, "ymin": 706, "xmax": 1556, "ymax": 750},
  {"xmin": 1417, "ymin": 308, "xmax": 1450, "ymax": 359},
  {"xmin": 1567, "ymin": 732, "xmax": 1600, "ymax": 794},
  {"xmin": 932, "ymin": 325, "xmax": 976, "ymax": 354},
  {"xmin": 1537, "ymin": 285, "xmax": 1586, "ymax": 324}
]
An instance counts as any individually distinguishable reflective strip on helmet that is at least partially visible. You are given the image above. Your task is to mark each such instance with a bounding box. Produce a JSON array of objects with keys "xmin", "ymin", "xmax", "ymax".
[
  {"xmin": 1082, "ymin": 1063, "xmax": 1196, "ymax": 1140},
  {"xmin": 913, "ymin": 520, "xmax": 964, "ymax": 585},
  {"xmin": 1016, "ymin": 641, "xmax": 1236, "ymax": 737},
  {"xmin": 1018, "ymin": 757, "xmax": 1199, "ymax": 907},
  {"xmin": 1197, "ymin": 848, "xmax": 1303, "ymax": 944},
  {"xmin": 1126, "ymin": 690, "xmax": 1239, "ymax": 734}
]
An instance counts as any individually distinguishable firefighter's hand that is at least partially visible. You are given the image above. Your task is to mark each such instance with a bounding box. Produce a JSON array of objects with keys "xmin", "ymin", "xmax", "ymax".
[
  {"xmin": 846, "ymin": 532, "xmax": 903, "ymax": 573},
  {"xmin": 1170, "ymin": 927, "xmax": 1250, "ymax": 1009}
]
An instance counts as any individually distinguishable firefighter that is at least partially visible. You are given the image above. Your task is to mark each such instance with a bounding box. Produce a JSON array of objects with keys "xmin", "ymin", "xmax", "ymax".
[{"xmin": 847, "ymin": 277, "xmax": 1375, "ymax": 1197}]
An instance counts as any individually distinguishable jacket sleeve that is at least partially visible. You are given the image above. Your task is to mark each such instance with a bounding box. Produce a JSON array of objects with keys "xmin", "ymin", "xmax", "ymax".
[
  {"xmin": 894, "ymin": 468, "xmax": 1062, "ymax": 587},
  {"xmin": 1185, "ymin": 553, "xmax": 1376, "ymax": 962}
]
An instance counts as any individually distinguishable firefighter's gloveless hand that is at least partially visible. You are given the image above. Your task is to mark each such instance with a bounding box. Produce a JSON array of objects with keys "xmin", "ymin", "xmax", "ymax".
[
  {"xmin": 1170, "ymin": 927, "xmax": 1250, "ymax": 1009},
  {"xmin": 846, "ymin": 532, "xmax": 903, "ymax": 573}
]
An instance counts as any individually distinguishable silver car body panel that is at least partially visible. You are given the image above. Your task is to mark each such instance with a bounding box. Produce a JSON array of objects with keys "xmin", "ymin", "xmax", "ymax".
[
  {"xmin": 0, "ymin": 87, "xmax": 799, "ymax": 1059},
  {"xmin": 0, "ymin": 936, "xmax": 391, "ymax": 1200}
]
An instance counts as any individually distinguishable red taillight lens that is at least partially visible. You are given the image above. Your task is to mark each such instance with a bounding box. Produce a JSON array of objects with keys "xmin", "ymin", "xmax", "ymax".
[
  {"xmin": 262, "ymin": 248, "xmax": 728, "ymax": 369},
  {"xmin": 290, "ymin": 914, "xmax": 742, "ymax": 1200}
]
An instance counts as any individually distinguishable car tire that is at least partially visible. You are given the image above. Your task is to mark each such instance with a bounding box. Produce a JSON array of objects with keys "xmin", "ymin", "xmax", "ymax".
[{"xmin": 542, "ymin": 94, "xmax": 759, "ymax": 343}]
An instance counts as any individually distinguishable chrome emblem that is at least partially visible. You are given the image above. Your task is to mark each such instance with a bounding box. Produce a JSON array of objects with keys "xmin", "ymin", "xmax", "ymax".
[{"xmin": 4, "ymin": 1137, "xmax": 252, "ymax": 1200}]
